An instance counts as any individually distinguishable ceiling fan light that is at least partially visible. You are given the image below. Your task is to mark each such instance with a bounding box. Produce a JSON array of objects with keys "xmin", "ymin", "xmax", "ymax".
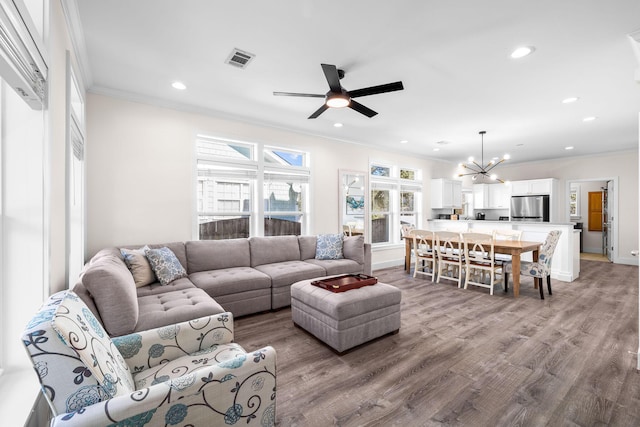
[
  {"xmin": 503, "ymin": 154, "xmax": 511, "ymax": 160},
  {"xmin": 326, "ymin": 95, "xmax": 350, "ymax": 108},
  {"xmin": 468, "ymin": 156, "xmax": 474, "ymax": 163},
  {"xmin": 490, "ymin": 174, "xmax": 498, "ymax": 180}
]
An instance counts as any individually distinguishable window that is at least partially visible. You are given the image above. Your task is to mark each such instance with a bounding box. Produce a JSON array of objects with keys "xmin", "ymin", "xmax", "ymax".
[
  {"xmin": 370, "ymin": 163, "xmax": 422, "ymax": 245},
  {"xmin": 195, "ymin": 135, "xmax": 310, "ymax": 239}
]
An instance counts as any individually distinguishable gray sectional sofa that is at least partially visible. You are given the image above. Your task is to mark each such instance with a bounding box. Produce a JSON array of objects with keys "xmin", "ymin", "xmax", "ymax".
[{"xmin": 74, "ymin": 235, "xmax": 371, "ymax": 337}]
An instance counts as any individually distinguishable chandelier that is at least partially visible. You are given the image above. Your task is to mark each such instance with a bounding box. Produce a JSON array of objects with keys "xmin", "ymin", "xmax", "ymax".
[{"xmin": 457, "ymin": 131, "xmax": 510, "ymax": 183}]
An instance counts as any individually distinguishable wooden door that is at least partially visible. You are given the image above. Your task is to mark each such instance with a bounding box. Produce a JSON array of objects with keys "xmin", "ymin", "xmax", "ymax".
[{"xmin": 588, "ymin": 191, "xmax": 603, "ymax": 231}]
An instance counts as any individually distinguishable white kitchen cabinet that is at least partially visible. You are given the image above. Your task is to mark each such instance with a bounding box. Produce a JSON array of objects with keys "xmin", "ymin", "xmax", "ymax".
[
  {"xmin": 473, "ymin": 184, "xmax": 489, "ymax": 209},
  {"xmin": 510, "ymin": 178, "xmax": 555, "ymax": 196},
  {"xmin": 489, "ymin": 183, "xmax": 510, "ymax": 208},
  {"xmin": 431, "ymin": 179, "xmax": 462, "ymax": 209},
  {"xmin": 473, "ymin": 183, "xmax": 510, "ymax": 209}
]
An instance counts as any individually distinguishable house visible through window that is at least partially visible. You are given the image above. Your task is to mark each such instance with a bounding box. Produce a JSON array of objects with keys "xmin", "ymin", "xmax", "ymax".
[{"xmin": 195, "ymin": 135, "xmax": 310, "ymax": 239}]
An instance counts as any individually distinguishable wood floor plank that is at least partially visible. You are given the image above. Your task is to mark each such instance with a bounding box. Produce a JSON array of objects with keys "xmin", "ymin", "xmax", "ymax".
[{"xmin": 232, "ymin": 260, "xmax": 639, "ymax": 426}]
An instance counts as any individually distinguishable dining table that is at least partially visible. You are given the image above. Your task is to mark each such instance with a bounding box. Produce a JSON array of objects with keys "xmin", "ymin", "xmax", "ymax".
[{"xmin": 402, "ymin": 235, "xmax": 542, "ymax": 298}]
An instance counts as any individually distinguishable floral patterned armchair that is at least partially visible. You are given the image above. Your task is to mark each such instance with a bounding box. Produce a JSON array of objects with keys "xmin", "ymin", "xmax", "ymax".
[{"xmin": 22, "ymin": 290, "xmax": 276, "ymax": 426}]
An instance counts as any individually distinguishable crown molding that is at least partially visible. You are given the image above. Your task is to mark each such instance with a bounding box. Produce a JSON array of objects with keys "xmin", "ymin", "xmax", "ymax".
[{"xmin": 60, "ymin": 0, "xmax": 92, "ymax": 88}]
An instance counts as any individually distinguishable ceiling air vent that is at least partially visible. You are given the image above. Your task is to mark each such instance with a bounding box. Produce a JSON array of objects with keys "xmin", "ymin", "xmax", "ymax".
[{"xmin": 225, "ymin": 48, "xmax": 255, "ymax": 69}]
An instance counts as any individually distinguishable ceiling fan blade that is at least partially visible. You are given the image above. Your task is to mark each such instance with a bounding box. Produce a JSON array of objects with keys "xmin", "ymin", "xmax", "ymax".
[
  {"xmin": 273, "ymin": 92, "xmax": 325, "ymax": 98},
  {"xmin": 321, "ymin": 63, "xmax": 343, "ymax": 93},
  {"xmin": 349, "ymin": 100, "xmax": 378, "ymax": 118},
  {"xmin": 348, "ymin": 81, "xmax": 404, "ymax": 98},
  {"xmin": 308, "ymin": 104, "xmax": 329, "ymax": 119}
]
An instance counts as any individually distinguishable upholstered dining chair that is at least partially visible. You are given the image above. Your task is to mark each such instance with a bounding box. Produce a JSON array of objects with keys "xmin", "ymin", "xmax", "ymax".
[
  {"xmin": 434, "ymin": 231, "xmax": 464, "ymax": 288},
  {"xmin": 22, "ymin": 290, "xmax": 277, "ymax": 426},
  {"xmin": 503, "ymin": 230, "xmax": 562, "ymax": 299},
  {"xmin": 462, "ymin": 232, "xmax": 501, "ymax": 295},
  {"xmin": 411, "ymin": 229, "xmax": 437, "ymax": 281}
]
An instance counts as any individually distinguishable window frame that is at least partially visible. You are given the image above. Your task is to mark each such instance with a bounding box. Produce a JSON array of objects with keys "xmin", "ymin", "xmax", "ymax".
[
  {"xmin": 194, "ymin": 134, "xmax": 310, "ymax": 239},
  {"xmin": 369, "ymin": 162, "xmax": 422, "ymax": 247}
]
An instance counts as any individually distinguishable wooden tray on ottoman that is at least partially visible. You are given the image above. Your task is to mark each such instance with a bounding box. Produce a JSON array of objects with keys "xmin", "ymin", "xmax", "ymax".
[{"xmin": 311, "ymin": 274, "xmax": 378, "ymax": 293}]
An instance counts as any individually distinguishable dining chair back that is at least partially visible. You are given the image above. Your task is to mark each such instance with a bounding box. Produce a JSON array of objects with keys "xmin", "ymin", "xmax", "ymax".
[
  {"xmin": 462, "ymin": 232, "xmax": 501, "ymax": 295},
  {"xmin": 434, "ymin": 231, "xmax": 464, "ymax": 287},
  {"xmin": 492, "ymin": 229, "xmax": 523, "ymax": 263},
  {"xmin": 504, "ymin": 230, "xmax": 562, "ymax": 299},
  {"xmin": 410, "ymin": 229, "xmax": 437, "ymax": 281},
  {"xmin": 343, "ymin": 224, "xmax": 352, "ymax": 236}
]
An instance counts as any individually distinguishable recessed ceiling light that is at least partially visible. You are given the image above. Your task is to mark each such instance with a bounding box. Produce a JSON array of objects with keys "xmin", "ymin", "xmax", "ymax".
[
  {"xmin": 400, "ymin": 140, "xmax": 408, "ymax": 144},
  {"xmin": 510, "ymin": 46, "xmax": 535, "ymax": 59},
  {"xmin": 562, "ymin": 97, "xmax": 579, "ymax": 104},
  {"xmin": 433, "ymin": 148, "xmax": 440, "ymax": 152},
  {"xmin": 565, "ymin": 146, "xmax": 574, "ymax": 150},
  {"xmin": 172, "ymin": 81, "xmax": 187, "ymax": 90},
  {"xmin": 583, "ymin": 116, "xmax": 597, "ymax": 122},
  {"xmin": 333, "ymin": 123, "xmax": 343, "ymax": 128}
]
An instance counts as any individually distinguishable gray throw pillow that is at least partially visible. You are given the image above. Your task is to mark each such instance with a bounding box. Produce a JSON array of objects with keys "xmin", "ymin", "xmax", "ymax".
[
  {"xmin": 145, "ymin": 247, "xmax": 187, "ymax": 285},
  {"xmin": 120, "ymin": 245, "xmax": 156, "ymax": 287}
]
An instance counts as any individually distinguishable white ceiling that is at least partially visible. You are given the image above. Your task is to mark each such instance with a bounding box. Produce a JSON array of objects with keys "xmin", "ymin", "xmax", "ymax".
[{"xmin": 72, "ymin": 0, "xmax": 640, "ymax": 165}]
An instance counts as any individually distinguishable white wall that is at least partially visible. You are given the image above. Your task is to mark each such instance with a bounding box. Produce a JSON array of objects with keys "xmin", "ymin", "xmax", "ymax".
[
  {"xmin": 85, "ymin": 93, "xmax": 454, "ymax": 267},
  {"xmin": 86, "ymin": 94, "xmax": 639, "ymax": 268}
]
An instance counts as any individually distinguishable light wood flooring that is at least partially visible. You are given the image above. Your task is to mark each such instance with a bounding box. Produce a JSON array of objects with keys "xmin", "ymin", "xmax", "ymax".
[{"xmin": 234, "ymin": 260, "xmax": 639, "ymax": 426}]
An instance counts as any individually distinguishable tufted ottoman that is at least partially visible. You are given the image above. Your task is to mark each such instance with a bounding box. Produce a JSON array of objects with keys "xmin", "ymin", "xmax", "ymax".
[{"xmin": 291, "ymin": 278, "xmax": 401, "ymax": 354}]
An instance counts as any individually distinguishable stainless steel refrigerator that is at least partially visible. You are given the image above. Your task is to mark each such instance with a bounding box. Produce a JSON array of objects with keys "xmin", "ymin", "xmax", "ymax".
[{"xmin": 510, "ymin": 195, "xmax": 550, "ymax": 222}]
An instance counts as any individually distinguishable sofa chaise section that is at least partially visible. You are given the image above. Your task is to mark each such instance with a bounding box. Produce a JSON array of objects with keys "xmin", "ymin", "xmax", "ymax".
[{"xmin": 74, "ymin": 246, "xmax": 225, "ymax": 337}]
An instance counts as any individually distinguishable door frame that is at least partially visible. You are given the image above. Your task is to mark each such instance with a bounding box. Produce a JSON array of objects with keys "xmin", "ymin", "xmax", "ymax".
[{"xmin": 565, "ymin": 176, "xmax": 619, "ymax": 264}]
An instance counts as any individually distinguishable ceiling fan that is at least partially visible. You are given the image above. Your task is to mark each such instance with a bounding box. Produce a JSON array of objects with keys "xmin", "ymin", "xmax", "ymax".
[{"xmin": 273, "ymin": 63, "xmax": 404, "ymax": 119}]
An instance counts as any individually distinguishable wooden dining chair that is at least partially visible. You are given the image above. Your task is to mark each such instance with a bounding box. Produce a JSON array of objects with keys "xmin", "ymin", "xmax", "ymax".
[
  {"xmin": 434, "ymin": 231, "xmax": 464, "ymax": 288},
  {"xmin": 462, "ymin": 232, "xmax": 501, "ymax": 295},
  {"xmin": 492, "ymin": 229, "xmax": 523, "ymax": 264},
  {"xmin": 411, "ymin": 229, "xmax": 437, "ymax": 281},
  {"xmin": 503, "ymin": 230, "xmax": 562, "ymax": 299}
]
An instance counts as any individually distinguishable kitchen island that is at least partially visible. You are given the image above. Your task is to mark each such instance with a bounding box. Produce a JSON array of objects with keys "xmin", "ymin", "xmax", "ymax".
[{"xmin": 421, "ymin": 220, "xmax": 579, "ymax": 282}]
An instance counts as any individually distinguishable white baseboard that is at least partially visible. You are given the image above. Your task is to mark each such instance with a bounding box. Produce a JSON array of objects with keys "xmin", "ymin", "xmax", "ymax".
[
  {"xmin": 372, "ymin": 259, "xmax": 404, "ymax": 271},
  {"xmin": 616, "ymin": 256, "xmax": 639, "ymax": 266}
]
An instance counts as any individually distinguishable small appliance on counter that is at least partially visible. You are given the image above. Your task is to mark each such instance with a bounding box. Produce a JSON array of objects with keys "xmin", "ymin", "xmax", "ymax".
[
  {"xmin": 438, "ymin": 214, "xmax": 451, "ymax": 219},
  {"xmin": 499, "ymin": 216, "xmax": 510, "ymax": 221},
  {"xmin": 475, "ymin": 212, "xmax": 485, "ymax": 220}
]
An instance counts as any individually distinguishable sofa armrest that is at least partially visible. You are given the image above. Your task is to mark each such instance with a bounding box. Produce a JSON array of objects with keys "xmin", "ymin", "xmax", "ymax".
[
  {"xmin": 364, "ymin": 243, "xmax": 372, "ymax": 275},
  {"xmin": 51, "ymin": 346, "xmax": 277, "ymax": 427},
  {"xmin": 113, "ymin": 312, "xmax": 234, "ymax": 370}
]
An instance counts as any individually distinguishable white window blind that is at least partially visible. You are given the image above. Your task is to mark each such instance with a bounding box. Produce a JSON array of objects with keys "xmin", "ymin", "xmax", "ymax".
[{"xmin": 0, "ymin": 0, "xmax": 47, "ymax": 109}]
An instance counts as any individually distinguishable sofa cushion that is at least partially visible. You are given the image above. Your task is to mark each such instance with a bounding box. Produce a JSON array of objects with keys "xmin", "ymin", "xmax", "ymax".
[
  {"xmin": 135, "ymin": 288, "xmax": 226, "ymax": 333},
  {"xmin": 121, "ymin": 246, "xmax": 156, "ymax": 287},
  {"xmin": 249, "ymin": 236, "xmax": 301, "ymax": 267},
  {"xmin": 315, "ymin": 234, "xmax": 344, "ymax": 260},
  {"xmin": 255, "ymin": 261, "xmax": 325, "ymax": 288},
  {"xmin": 145, "ymin": 247, "xmax": 188, "ymax": 285},
  {"xmin": 51, "ymin": 291, "xmax": 135, "ymax": 398},
  {"xmin": 135, "ymin": 277, "xmax": 196, "ymax": 297},
  {"xmin": 343, "ymin": 235, "xmax": 365, "ymax": 265},
  {"xmin": 298, "ymin": 236, "xmax": 317, "ymax": 260},
  {"xmin": 304, "ymin": 259, "xmax": 364, "ymax": 276},
  {"xmin": 185, "ymin": 239, "xmax": 251, "ymax": 273},
  {"xmin": 189, "ymin": 267, "xmax": 271, "ymax": 297},
  {"xmin": 82, "ymin": 252, "xmax": 139, "ymax": 336}
]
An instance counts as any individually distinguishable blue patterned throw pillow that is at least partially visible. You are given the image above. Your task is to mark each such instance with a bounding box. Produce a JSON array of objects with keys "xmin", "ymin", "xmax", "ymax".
[
  {"xmin": 145, "ymin": 247, "xmax": 187, "ymax": 285},
  {"xmin": 315, "ymin": 234, "xmax": 344, "ymax": 260}
]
